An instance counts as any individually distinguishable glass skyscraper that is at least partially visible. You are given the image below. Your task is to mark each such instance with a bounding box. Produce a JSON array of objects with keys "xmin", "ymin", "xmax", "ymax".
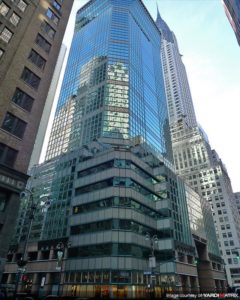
[
  {"xmin": 46, "ymin": 0, "xmax": 172, "ymax": 164},
  {"xmin": 3, "ymin": 0, "xmax": 226, "ymax": 297}
]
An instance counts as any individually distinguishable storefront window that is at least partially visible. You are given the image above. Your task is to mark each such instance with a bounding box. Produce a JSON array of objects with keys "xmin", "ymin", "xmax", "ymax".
[
  {"xmin": 82, "ymin": 272, "xmax": 88, "ymax": 283},
  {"xmin": 95, "ymin": 271, "xmax": 101, "ymax": 283},
  {"xmin": 112, "ymin": 271, "xmax": 131, "ymax": 283},
  {"xmin": 102, "ymin": 271, "xmax": 110, "ymax": 283}
]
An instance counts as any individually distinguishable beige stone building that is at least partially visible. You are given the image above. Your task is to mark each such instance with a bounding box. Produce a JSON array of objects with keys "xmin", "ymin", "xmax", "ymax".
[{"xmin": 0, "ymin": 0, "xmax": 73, "ymax": 277}]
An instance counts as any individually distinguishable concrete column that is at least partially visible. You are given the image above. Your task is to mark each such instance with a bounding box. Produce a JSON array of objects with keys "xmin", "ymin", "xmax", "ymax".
[
  {"xmin": 190, "ymin": 276, "xmax": 199, "ymax": 293},
  {"xmin": 44, "ymin": 272, "xmax": 52, "ymax": 295},
  {"xmin": 215, "ymin": 280, "xmax": 221, "ymax": 292},
  {"xmin": 49, "ymin": 247, "xmax": 55, "ymax": 260},
  {"xmin": 185, "ymin": 276, "xmax": 191, "ymax": 293},
  {"xmin": 6, "ymin": 273, "xmax": 12, "ymax": 284},
  {"xmin": 197, "ymin": 261, "xmax": 215, "ymax": 292},
  {"xmin": 37, "ymin": 250, "xmax": 42, "ymax": 260},
  {"xmin": 31, "ymin": 273, "xmax": 39, "ymax": 294}
]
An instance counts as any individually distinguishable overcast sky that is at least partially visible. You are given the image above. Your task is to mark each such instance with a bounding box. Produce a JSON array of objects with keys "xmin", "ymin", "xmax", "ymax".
[{"xmin": 47, "ymin": 0, "xmax": 239, "ymax": 192}]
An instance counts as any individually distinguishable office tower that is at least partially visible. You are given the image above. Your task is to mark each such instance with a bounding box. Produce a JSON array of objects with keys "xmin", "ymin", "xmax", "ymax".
[
  {"xmin": 156, "ymin": 8, "xmax": 197, "ymax": 128},
  {"xmin": 45, "ymin": 0, "xmax": 172, "ymax": 162},
  {"xmin": 0, "ymin": 0, "xmax": 73, "ymax": 278},
  {"xmin": 233, "ymin": 192, "xmax": 240, "ymax": 216},
  {"xmin": 156, "ymin": 9, "xmax": 240, "ymax": 287},
  {"xmin": 171, "ymin": 122, "xmax": 240, "ymax": 286},
  {"xmin": 184, "ymin": 183, "xmax": 225, "ymax": 291},
  {"xmin": 3, "ymin": 0, "xmax": 225, "ymax": 297},
  {"xmin": 223, "ymin": 0, "xmax": 240, "ymax": 46},
  {"xmin": 4, "ymin": 139, "xmax": 226, "ymax": 297}
]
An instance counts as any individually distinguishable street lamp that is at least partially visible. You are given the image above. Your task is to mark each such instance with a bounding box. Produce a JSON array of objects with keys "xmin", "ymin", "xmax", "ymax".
[
  {"xmin": 56, "ymin": 241, "xmax": 71, "ymax": 297},
  {"xmin": 13, "ymin": 189, "xmax": 50, "ymax": 298},
  {"xmin": 145, "ymin": 233, "xmax": 158, "ymax": 299}
]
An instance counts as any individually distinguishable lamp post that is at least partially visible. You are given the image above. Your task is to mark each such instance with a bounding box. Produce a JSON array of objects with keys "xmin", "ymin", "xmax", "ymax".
[
  {"xmin": 13, "ymin": 189, "xmax": 50, "ymax": 298},
  {"xmin": 145, "ymin": 233, "xmax": 158, "ymax": 299},
  {"xmin": 56, "ymin": 241, "xmax": 71, "ymax": 297}
]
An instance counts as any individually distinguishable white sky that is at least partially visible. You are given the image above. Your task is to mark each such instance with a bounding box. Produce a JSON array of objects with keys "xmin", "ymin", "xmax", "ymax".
[{"xmin": 45, "ymin": 0, "xmax": 239, "ymax": 192}]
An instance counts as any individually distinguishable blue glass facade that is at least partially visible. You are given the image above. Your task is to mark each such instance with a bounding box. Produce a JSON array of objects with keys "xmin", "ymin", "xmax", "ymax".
[
  {"xmin": 4, "ymin": 1, "xmax": 226, "ymax": 296},
  {"xmin": 46, "ymin": 0, "xmax": 172, "ymax": 164}
]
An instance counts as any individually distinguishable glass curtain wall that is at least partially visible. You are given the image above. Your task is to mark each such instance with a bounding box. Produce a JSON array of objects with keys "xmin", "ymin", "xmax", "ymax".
[{"xmin": 46, "ymin": 0, "xmax": 172, "ymax": 165}]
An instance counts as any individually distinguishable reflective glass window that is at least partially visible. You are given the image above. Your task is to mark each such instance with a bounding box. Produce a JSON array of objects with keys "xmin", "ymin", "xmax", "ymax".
[
  {"xmin": 0, "ymin": 2, "xmax": 9, "ymax": 16},
  {"xmin": 21, "ymin": 67, "xmax": 41, "ymax": 90},
  {"xmin": 9, "ymin": 12, "xmax": 21, "ymax": 26},
  {"xmin": 12, "ymin": 88, "xmax": 34, "ymax": 111},
  {"xmin": 17, "ymin": 0, "xmax": 27, "ymax": 12},
  {"xmin": 46, "ymin": 8, "xmax": 59, "ymax": 25},
  {"xmin": 41, "ymin": 21, "xmax": 56, "ymax": 39},
  {"xmin": 35, "ymin": 34, "xmax": 51, "ymax": 53},
  {"xmin": 52, "ymin": 1, "xmax": 61, "ymax": 11},
  {"xmin": 0, "ymin": 27, "xmax": 13, "ymax": 43},
  {"xmin": 0, "ymin": 142, "xmax": 18, "ymax": 167},
  {"xmin": 28, "ymin": 49, "xmax": 46, "ymax": 70},
  {"xmin": 1, "ymin": 112, "xmax": 27, "ymax": 138}
]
